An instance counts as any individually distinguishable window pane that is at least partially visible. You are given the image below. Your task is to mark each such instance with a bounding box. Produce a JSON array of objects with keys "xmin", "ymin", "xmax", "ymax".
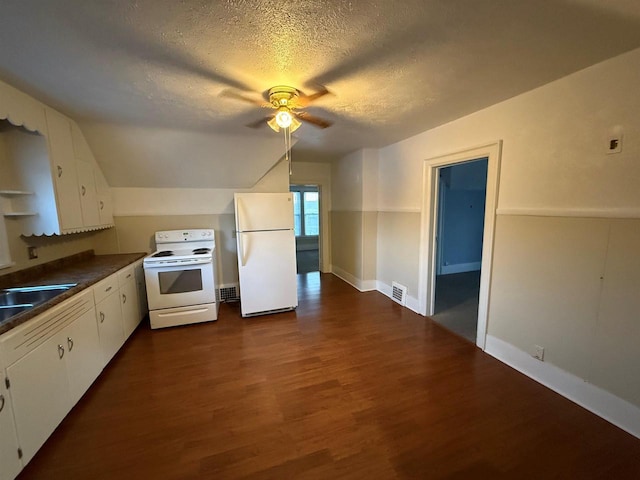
[
  {"xmin": 303, "ymin": 192, "xmax": 319, "ymax": 236},
  {"xmin": 291, "ymin": 191, "xmax": 302, "ymax": 236},
  {"xmin": 304, "ymin": 214, "xmax": 319, "ymax": 235}
]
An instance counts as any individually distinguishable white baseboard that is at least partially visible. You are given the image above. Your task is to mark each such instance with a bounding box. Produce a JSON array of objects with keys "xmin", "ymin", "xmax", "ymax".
[
  {"xmin": 330, "ymin": 265, "xmax": 376, "ymax": 292},
  {"xmin": 440, "ymin": 261, "xmax": 481, "ymax": 275},
  {"xmin": 376, "ymin": 281, "xmax": 421, "ymax": 314},
  {"xmin": 485, "ymin": 335, "xmax": 640, "ymax": 439}
]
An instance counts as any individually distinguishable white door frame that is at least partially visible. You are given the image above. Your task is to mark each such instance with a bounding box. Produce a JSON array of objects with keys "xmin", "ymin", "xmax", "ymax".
[{"xmin": 417, "ymin": 141, "xmax": 502, "ymax": 350}]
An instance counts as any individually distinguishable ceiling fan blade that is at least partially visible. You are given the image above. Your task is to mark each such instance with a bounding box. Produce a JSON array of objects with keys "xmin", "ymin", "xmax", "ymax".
[
  {"xmin": 297, "ymin": 86, "xmax": 331, "ymax": 106},
  {"xmin": 245, "ymin": 115, "xmax": 273, "ymax": 129},
  {"xmin": 221, "ymin": 89, "xmax": 271, "ymax": 108},
  {"xmin": 295, "ymin": 111, "xmax": 333, "ymax": 129}
]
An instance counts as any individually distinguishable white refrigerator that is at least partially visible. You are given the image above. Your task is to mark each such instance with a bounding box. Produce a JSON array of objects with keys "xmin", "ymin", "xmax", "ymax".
[{"xmin": 234, "ymin": 193, "xmax": 298, "ymax": 317}]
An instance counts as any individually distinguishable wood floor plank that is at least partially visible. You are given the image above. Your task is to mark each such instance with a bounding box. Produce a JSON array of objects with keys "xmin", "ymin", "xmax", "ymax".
[{"xmin": 16, "ymin": 273, "xmax": 640, "ymax": 479}]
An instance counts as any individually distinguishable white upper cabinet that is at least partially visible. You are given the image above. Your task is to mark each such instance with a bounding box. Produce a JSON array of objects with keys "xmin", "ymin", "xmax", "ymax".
[
  {"xmin": 71, "ymin": 124, "xmax": 113, "ymax": 229},
  {"xmin": 44, "ymin": 108, "xmax": 84, "ymax": 232},
  {"xmin": 0, "ymin": 78, "xmax": 114, "ymax": 236}
]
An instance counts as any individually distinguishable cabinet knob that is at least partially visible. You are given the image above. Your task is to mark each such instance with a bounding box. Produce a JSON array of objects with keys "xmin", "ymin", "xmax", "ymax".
[
  {"xmin": 57, "ymin": 165, "xmax": 63, "ymax": 178},
  {"xmin": 100, "ymin": 311, "xmax": 105, "ymax": 323},
  {"xmin": 67, "ymin": 337, "xmax": 74, "ymax": 352},
  {"xmin": 100, "ymin": 201, "xmax": 104, "ymax": 210},
  {"xmin": 0, "ymin": 394, "xmax": 4, "ymax": 413},
  {"xmin": 58, "ymin": 344, "xmax": 65, "ymax": 359},
  {"xmin": 81, "ymin": 185, "xmax": 86, "ymax": 196},
  {"xmin": 122, "ymin": 293, "xmax": 127, "ymax": 304}
]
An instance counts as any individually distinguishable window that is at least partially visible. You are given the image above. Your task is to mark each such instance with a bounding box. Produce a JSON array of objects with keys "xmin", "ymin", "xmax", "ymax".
[{"xmin": 290, "ymin": 185, "xmax": 319, "ymax": 237}]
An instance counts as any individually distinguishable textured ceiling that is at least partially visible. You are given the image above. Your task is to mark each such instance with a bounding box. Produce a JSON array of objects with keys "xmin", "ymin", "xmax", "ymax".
[{"xmin": 1, "ymin": 0, "xmax": 640, "ymax": 167}]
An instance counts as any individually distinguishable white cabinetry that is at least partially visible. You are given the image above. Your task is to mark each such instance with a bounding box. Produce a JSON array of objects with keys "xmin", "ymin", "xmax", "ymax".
[
  {"xmin": 0, "ymin": 290, "xmax": 97, "ymax": 465},
  {"xmin": 119, "ymin": 265, "xmax": 141, "ymax": 339},
  {"xmin": 44, "ymin": 108, "xmax": 84, "ymax": 232},
  {"xmin": 76, "ymin": 160, "xmax": 100, "ymax": 227},
  {"xmin": 0, "ymin": 358, "xmax": 22, "ymax": 480},
  {"xmin": 71, "ymin": 124, "xmax": 113, "ymax": 229},
  {"xmin": 93, "ymin": 275, "xmax": 125, "ymax": 364},
  {"xmin": 0, "ymin": 78, "xmax": 113, "ymax": 235},
  {"xmin": 0, "ymin": 259, "xmax": 144, "ymax": 479}
]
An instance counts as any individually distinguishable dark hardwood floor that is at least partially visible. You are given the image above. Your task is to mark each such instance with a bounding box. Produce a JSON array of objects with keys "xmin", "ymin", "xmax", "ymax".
[{"xmin": 17, "ymin": 273, "xmax": 640, "ymax": 479}]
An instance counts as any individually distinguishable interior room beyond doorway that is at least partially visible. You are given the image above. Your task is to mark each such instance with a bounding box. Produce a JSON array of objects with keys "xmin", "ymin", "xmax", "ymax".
[
  {"xmin": 290, "ymin": 184, "xmax": 320, "ymax": 274},
  {"xmin": 432, "ymin": 158, "xmax": 488, "ymax": 342}
]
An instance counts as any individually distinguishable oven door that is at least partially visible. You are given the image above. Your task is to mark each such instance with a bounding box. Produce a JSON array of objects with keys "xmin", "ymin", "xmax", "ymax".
[{"xmin": 144, "ymin": 260, "xmax": 215, "ymax": 311}]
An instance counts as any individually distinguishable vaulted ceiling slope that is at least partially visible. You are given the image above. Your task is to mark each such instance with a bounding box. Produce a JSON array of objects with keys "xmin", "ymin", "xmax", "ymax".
[{"xmin": 1, "ymin": 1, "xmax": 640, "ymax": 187}]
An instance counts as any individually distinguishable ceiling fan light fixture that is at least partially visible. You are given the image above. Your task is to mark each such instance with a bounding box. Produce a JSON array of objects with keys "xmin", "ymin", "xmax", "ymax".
[{"xmin": 275, "ymin": 108, "xmax": 293, "ymax": 128}]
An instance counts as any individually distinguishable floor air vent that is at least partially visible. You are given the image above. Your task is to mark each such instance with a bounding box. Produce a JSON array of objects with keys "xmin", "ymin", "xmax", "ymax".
[
  {"xmin": 218, "ymin": 284, "xmax": 240, "ymax": 303},
  {"xmin": 391, "ymin": 282, "xmax": 407, "ymax": 306}
]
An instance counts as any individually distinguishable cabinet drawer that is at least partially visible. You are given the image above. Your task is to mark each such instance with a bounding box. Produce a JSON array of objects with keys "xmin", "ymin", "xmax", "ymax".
[
  {"xmin": 93, "ymin": 274, "xmax": 118, "ymax": 304},
  {"xmin": 0, "ymin": 289, "xmax": 94, "ymax": 367},
  {"xmin": 117, "ymin": 265, "xmax": 135, "ymax": 287}
]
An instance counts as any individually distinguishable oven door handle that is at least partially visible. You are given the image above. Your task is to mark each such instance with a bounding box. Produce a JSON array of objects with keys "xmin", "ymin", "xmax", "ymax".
[{"xmin": 144, "ymin": 258, "xmax": 211, "ymax": 269}]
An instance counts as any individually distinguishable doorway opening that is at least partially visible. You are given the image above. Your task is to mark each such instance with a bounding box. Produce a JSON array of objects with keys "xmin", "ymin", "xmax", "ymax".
[
  {"xmin": 432, "ymin": 158, "xmax": 488, "ymax": 343},
  {"xmin": 418, "ymin": 141, "xmax": 501, "ymax": 350},
  {"xmin": 290, "ymin": 184, "xmax": 320, "ymax": 274}
]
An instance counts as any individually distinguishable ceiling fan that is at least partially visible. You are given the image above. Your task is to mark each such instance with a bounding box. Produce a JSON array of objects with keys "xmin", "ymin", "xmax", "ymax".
[{"xmin": 221, "ymin": 85, "xmax": 333, "ymax": 132}]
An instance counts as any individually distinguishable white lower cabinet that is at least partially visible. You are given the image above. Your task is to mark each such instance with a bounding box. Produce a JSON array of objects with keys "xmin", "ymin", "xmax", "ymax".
[
  {"xmin": 0, "ymin": 361, "xmax": 22, "ymax": 480},
  {"xmin": 95, "ymin": 286, "xmax": 125, "ymax": 364},
  {"xmin": 0, "ymin": 260, "xmax": 144, "ymax": 480},
  {"xmin": 65, "ymin": 308, "xmax": 104, "ymax": 405},
  {"xmin": 0, "ymin": 289, "xmax": 95, "ymax": 465},
  {"xmin": 6, "ymin": 330, "xmax": 71, "ymax": 464},
  {"xmin": 119, "ymin": 265, "xmax": 141, "ymax": 339}
]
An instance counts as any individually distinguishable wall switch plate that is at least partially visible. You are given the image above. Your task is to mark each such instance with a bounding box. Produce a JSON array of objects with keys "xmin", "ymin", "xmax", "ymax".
[
  {"xmin": 533, "ymin": 345, "xmax": 545, "ymax": 361},
  {"xmin": 28, "ymin": 246, "xmax": 38, "ymax": 259},
  {"xmin": 607, "ymin": 134, "xmax": 623, "ymax": 154}
]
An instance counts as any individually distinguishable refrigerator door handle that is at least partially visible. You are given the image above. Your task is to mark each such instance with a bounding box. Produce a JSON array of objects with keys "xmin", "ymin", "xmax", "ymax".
[
  {"xmin": 238, "ymin": 231, "xmax": 246, "ymax": 266},
  {"xmin": 236, "ymin": 197, "xmax": 247, "ymax": 231}
]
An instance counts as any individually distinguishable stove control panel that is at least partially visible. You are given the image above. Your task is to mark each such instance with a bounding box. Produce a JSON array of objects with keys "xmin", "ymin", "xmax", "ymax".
[{"xmin": 155, "ymin": 229, "xmax": 215, "ymax": 243}]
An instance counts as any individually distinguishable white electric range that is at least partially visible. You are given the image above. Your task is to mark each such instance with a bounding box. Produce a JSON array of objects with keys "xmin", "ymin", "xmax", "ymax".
[{"xmin": 143, "ymin": 229, "xmax": 219, "ymax": 329}]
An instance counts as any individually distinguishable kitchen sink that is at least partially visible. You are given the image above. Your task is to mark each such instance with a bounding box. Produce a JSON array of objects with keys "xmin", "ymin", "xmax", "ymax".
[{"xmin": 0, "ymin": 284, "xmax": 77, "ymax": 325}]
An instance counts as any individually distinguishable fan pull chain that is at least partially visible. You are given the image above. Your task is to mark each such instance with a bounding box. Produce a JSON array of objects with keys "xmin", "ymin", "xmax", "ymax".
[{"xmin": 283, "ymin": 126, "xmax": 292, "ymax": 175}]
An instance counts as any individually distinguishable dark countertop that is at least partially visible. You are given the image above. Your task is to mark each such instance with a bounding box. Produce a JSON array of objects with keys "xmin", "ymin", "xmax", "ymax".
[{"xmin": 0, "ymin": 250, "xmax": 146, "ymax": 335}]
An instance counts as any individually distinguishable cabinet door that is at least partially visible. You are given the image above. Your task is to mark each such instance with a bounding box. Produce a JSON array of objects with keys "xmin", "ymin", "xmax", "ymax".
[
  {"xmin": 76, "ymin": 161, "xmax": 100, "ymax": 227},
  {"xmin": 121, "ymin": 278, "xmax": 141, "ymax": 339},
  {"xmin": 64, "ymin": 308, "xmax": 104, "ymax": 405},
  {"xmin": 98, "ymin": 193, "xmax": 113, "ymax": 226},
  {"xmin": 44, "ymin": 108, "xmax": 83, "ymax": 231},
  {"xmin": 96, "ymin": 291, "xmax": 125, "ymax": 364},
  {"xmin": 0, "ymin": 370, "xmax": 23, "ymax": 480},
  {"xmin": 6, "ymin": 333, "xmax": 70, "ymax": 465}
]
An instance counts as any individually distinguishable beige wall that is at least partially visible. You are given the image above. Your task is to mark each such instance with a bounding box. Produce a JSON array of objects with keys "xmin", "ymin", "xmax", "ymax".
[
  {"xmin": 374, "ymin": 47, "xmax": 640, "ymax": 412},
  {"xmin": 330, "ymin": 149, "xmax": 378, "ymax": 289},
  {"xmin": 330, "ymin": 210, "xmax": 362, "ymax": 281},
  {"xmin": 376, "ymin": 212, "xmax": 421, "ymax": 297},
  {"xmin": 489, "ymin": 215, "xmax": 640, "ymax": 406},
  {"xmin": 1, "ymin": 219, "xmax": 100, "ymax": 274},
  {"xmin": 94, "ymin": 213, "xmax": 238, "ymax": 286}
]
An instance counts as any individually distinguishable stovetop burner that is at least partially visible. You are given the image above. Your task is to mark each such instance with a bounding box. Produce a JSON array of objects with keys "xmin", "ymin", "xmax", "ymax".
[
  {"xmin": 193, "ymin": 248, "xmax": 211, "ymax": 255},
  {"xmin": 152, "ymin": 250, "xmax": 174, "ymax": 258}
]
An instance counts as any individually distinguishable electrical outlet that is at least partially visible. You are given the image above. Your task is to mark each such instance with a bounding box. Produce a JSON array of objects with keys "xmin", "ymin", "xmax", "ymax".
[
  {"xmin": 27, "ymin": 246, "xmax": 38, "ymax": 259},
  {"xmin": 533, "ymin": 345, "xmax": 545, "ymax": 361},
  {"xmin": 606, "ymin": 135, "xmax": 623, "ymax": 154}
]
